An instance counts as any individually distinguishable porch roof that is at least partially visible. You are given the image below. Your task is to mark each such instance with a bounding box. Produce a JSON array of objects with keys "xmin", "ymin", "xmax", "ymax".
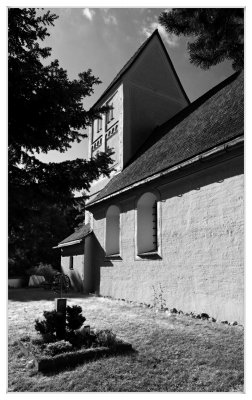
[{"xmin": 55, "ymin": 223, "xmax": 92, "ymax": 248}]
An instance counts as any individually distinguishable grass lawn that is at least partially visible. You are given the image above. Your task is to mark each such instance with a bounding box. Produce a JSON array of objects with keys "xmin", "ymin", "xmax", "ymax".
[{"xmin": 8, "ymin": 288, "xmax": 244, "ymax": 392}]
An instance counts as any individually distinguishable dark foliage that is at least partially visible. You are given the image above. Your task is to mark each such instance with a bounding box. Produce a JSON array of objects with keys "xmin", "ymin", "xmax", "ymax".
[
  {"xmin": 35, "ymin": 310, "xmax": 61, "ymax": 342},
  {"xmin": 96, "ymin": 329, "xmax": 117, "ymax": 348},
  {"xmin": 8, "ymin": 8, "xmax": 113, "ymax": 273},
  {"xmin": 66, "ymin": 305, "xmax": 86, "ymax": 331},
  {"xmin": 65, "ymin": 330, "xmax": 87, "ymax": 349},
  {"xmin": 26, "ymin": 263, "xmax": 59, "ymax": 282},
  {"xmin": 159, "ymin": 8, "xmax": 244, "ymax": 71},
  {"xmin": 44, "ymin": 340, "xmax": 73, "ymax": 356},
  {"xmin": 35, "ymin": 305, "xmax": 86, "ymax": 344}
]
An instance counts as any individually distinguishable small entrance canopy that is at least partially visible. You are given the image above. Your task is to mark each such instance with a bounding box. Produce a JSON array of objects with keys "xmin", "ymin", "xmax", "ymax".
[{"xmin": 53, "ymin": 223, "xmax": 92, "ymax": 249}]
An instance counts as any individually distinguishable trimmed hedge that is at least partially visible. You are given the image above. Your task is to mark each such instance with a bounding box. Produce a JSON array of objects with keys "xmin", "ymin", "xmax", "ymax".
[{"xmin": 18, "ymin": 339, "xmax": 133, "ymax": 373}]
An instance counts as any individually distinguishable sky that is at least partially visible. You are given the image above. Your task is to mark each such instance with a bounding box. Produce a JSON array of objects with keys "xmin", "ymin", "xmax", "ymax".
[{"xmin": 35, "ymin": 7, "xmax": 235, "ymax": 164}]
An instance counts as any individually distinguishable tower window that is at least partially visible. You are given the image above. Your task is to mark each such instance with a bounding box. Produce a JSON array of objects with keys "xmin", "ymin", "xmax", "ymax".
[
  {"xmin": 97, "ymin": 115, "xmax": 102, "ymax": 132},
  {"xmin": 106, "ymin": 102, "xmax": 114, "ymax": 126}
]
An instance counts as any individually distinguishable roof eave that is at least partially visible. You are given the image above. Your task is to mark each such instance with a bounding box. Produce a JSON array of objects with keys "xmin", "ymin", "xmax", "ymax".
[
  {"xmin": 53, "ymin": 239, "xmax": 84, "ymax": 249},
  {"xmin": 86, "ymin": 135, "xmax": 244, "ymax": 209}
]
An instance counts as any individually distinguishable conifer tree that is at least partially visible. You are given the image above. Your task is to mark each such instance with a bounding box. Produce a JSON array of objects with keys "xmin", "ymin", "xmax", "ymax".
[
  {"xmin": 8, "ymin": 8, "xmax": 112, "ymax": 272},
  {"xmin": 159, "ymin": 8, "xmax": 244, "ymax": 71}
]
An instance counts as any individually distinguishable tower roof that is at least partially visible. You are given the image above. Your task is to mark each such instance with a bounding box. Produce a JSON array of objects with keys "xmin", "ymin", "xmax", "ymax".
[{"xmin": 91, "ymin": 29, "xmax": 189, "ymax": 109}]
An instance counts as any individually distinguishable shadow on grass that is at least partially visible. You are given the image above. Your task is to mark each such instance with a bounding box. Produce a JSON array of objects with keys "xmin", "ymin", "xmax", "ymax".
[
  {"xmin": 38, "ymin": 348, "xmax": 138, "ymax": 376},
  {"xmin": 8, "ymin": 288, "xmax": 90, "ymax": 302}
]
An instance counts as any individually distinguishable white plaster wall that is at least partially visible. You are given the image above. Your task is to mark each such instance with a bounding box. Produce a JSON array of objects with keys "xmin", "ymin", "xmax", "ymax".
[{"xmin": 91, "ymin": 154, "xmax": 244, "ymax": 323}]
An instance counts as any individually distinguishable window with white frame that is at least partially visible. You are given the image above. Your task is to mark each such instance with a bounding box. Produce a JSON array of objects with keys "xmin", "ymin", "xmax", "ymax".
[
  {"xmin": 106, "ymin": 205, "xmax": 120, "ymax": 256},
  {"xmin": 137, "ymin": 192, "xmax": 158, "ymax": 254}
]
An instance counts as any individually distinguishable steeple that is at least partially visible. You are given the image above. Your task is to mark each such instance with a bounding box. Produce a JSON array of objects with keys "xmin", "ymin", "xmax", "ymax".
[{"xmin": 87, "ymin": 30, "xmax": 189, "ymax": 203}]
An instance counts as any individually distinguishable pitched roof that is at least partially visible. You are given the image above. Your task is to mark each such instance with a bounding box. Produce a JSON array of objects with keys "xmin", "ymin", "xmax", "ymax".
[
  {"xmin": 91, "ymin": 29, "xmax": 189, "ymax": 110},
  {"xmin": 88, "ymin": 71, "xmax": 243, "ymax": 207},
  {"xmin": 58, "ymin": 223, "xmax": 91, "ymax": 246}
]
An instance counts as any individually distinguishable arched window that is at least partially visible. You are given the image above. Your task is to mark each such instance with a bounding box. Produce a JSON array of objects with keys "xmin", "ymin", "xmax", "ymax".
[
  {"xmin": 106, "ymin": 205, "xmax": 120, "ymax": 256},
  {"xmin": 137, "ymin": 192, "xmax": 158, "ymax": 254}
]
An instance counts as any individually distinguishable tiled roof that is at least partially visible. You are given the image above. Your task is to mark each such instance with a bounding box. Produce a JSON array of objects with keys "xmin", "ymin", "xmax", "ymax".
[
  {"xmin": 88, "ymin": 71, "xmax": 243, "ymax": 206},
  {"xmin": 91, "ymin": 29, "xmax": 189, "ymax": 110},
  {"xmin": 58, "ymin": 223, "xmax": 91, "ymax": 245}
]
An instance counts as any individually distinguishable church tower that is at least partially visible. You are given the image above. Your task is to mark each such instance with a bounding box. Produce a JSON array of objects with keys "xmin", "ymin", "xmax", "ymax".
[{"xmin": 86, "ymin": 29, "xmax": 190, "ymax": 207}]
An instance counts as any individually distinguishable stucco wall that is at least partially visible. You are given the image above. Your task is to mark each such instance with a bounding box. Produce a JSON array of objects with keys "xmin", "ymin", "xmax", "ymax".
[{"xmin": 90, "ymin": 153, "xmax": 244, "ymax": 323}]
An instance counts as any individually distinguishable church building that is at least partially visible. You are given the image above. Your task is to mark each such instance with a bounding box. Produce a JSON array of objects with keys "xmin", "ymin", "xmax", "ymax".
[{"xmin": 56, "ymin": 30, "xmax": 244, "ymax": 323}]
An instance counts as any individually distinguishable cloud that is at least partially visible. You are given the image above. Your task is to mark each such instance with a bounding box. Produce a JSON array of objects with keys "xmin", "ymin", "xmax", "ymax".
[
  {"xmin": 102, "ymin": 10, "xmax": 118, "ymax": 25},
  {"xmin": 104, "ymin": 14, "xmax": 118, "ymax": 25},
  {"xmin": 141, "ymin": 21, "xmax": 179, "ymax": 48},
  {"xmin": 82, "ymin": 8, "xmax": 95, "ymax": 21}
]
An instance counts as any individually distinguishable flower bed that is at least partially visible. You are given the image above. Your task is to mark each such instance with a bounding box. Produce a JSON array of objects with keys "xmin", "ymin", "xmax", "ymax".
[{"xmin": 17, "ymin": 303, "xmax": 133, "ymax": 373}]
